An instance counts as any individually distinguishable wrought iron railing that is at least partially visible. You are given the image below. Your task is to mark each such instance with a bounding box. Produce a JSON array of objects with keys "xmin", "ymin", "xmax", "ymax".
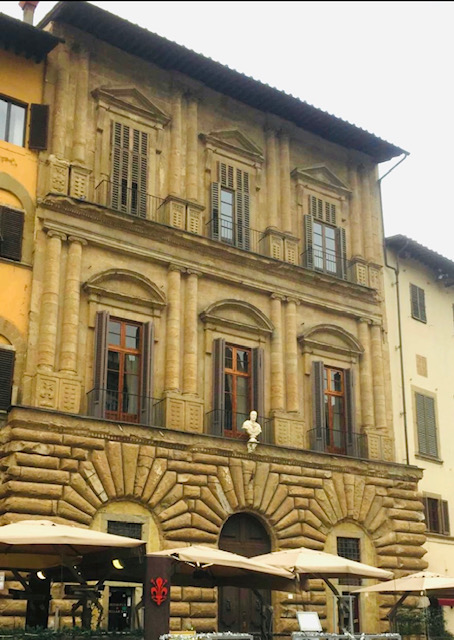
[
  {"xmin": 204, "ymin": 409, "xmax": 272, "ymax": 444},
  {"xmin": 206, "ymin": 217, "xmax": 266, "ymax": 254},
  {"xmin": 307, "ymin": 427, "xmax": 368, "ymax": 459},
  {"xmin": 301, "ymin": 247, "xmax": 356, "ymax": 282},
  {"xmin": 86, "ymin": 388, "xmax": 164, "ymax": 428},
  {"xmin": 93, "ymin": 180, "xmax": 164, "ymax": 220}
]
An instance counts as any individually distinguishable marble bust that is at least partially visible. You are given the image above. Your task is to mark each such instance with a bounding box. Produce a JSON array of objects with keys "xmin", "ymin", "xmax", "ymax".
[{"xmin": 241, "ymin": 410, "xmax": 262, "ymax": 453}]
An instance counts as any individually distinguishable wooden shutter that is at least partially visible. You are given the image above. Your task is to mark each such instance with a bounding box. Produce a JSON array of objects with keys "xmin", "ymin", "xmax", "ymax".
[
  {"xmin": 140, "ymin": 321, "xmax": 154, "ymax": 425},
  {"xmin": 212, "ymin": 338, "xmax": 225, "ymax": 436},
  {"xmin": 131, "ymin": 128, "xmax": 148, "ymax": 218},
  {"xmin": 416, "ymin": 392, "xmax": 438, "ymax": 457},
  {"xmin": 344, "ymin": 369, "xmax": 356, "ymax": 456},
  {"xmin": 410, "ymin": 284, "xmax": 427, "ymax": 322},
  {"xmin": 211, "ymin": 182, "xmax": 221, "ymax": 240},
  {"xmin": 29, "ymin": 104, "xmax": 49, "ymax": 150},
  {"xmin": 252, "ymin": 347, "xmax": 266, "ymax": 441},
  {"xmin": 442, "ymin": 500, "xmax": 450, "ymax": 535},
  {"xmin": 219, "ymin": 162, "xmax": 234, "ymax": 189},
  {"xmin": 93, "ymin": 311, "xmax": 109, "ymax": 418},
  {"xmin": 304, "ymin": 214, "xmax": 313, "ymax": 269},
  {"xmin": 423, "ymin": 496, "xmax": 430, "ymax": 530},
  {"xmin": 0, "ymin": 206, "xmax": 24, "ymax": 262},
  {"xmin": 0, "ymin": 348, "xmax": 15, "ymax": 411},
  {"xmin": 236, "ymin": 168, "xmax": 250, "ymax": 250},
  {"xmin": 325, "ymin": 201, "xmax": 337, "ymax": 225},
  {"xmin": 111, "ymin": 122, "xmax": 123, "ymax": 211},
  {"xmin": 312, "ymin": 361, "xmax": 326, "ymax": 451},
  {"xmin": 336, "ymin": 227, "xmax": 348, "ymax": 280},
  {"xmin": 309, "ymin": 195, "xmax": 323, "ymax": 220}
]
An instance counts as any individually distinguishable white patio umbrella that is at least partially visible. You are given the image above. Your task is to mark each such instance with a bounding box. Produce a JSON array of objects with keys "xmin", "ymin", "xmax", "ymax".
[
  {"xmin": 353, "ymin": 571, "xmax": 454, "ymax": 595},
  {"xmin": 0, "ymin": 519, "xmax": 145, "ymax": 570}
]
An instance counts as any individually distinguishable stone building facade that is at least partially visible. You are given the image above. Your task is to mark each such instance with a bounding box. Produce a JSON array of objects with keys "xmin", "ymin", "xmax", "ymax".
[{"xmin": 0, "ymin": 1, "xmax": 427, "ymax": 634}]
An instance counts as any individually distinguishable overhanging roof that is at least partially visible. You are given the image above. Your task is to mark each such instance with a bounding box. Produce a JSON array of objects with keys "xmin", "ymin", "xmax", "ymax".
[
  {"xmin": 39, "ymin": 1, "xmax": 407, "ymax": 163},
  {"xmin": 0, "ymin": 12, "xmax": 61, "ymax": 62},
  {"xmin": 386, "ymin": 235, "xmax": 454, "ymax": 280}
]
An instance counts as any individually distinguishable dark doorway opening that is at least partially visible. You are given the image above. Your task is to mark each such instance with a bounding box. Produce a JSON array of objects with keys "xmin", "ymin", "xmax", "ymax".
[
  {"xmin": 218, "ymin": 513, "xmax": 271, "ymax": 640},
  {"xmin": 108, "ymin": 586, "xmax": 134, "ymax": 631}
]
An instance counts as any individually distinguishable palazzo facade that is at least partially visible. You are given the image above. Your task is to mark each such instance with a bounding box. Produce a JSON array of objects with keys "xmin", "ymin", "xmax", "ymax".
[{"xmin": 0, "ymin": 1, "xmax": 427, "ymax": 634}]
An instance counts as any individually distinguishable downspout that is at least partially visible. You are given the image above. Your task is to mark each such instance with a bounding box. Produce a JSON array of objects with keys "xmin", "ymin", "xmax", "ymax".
[{"xmin": 377, "ymin": 152, "xmax": 410, "ymax": 464}]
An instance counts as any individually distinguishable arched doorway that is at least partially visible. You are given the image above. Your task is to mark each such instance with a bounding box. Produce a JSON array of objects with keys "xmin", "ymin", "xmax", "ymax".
[{"xmin": 218, "ymin": 513, "xmax": 271, "ymax": 638}]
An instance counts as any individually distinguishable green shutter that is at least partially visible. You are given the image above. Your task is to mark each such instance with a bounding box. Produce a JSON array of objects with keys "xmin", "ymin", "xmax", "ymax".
[
  {"xmin": 304, "ymin": 214, "xmax": 314, "ymax": 269},
  {"xmin": 410, "ymin": 284, "xmax": 427, "ymax": 322},
  {"xmin": 0, "ymin": 348, "xmax": 15, "ymax": 410},
  {"xmin": 0, "ymin": 206, "xmax": 24, "ymax": 262},
  {"xmin": 312, "ymin": 361, "xmax": 326, "ymax": 451},
  {"xmin": 416, "ymin": 392, "xmax": 438, "ymax": 457},
  {"xmin": 211, "ymin": 182, "xmax": 221, "ymax": 240},
  {"xmin": 29, "ymin": 104, "xmax": 49, "ymax": 150},
  {"xmin": 235, "ymin": 168, "xmax": 250, "ymax": 250}
]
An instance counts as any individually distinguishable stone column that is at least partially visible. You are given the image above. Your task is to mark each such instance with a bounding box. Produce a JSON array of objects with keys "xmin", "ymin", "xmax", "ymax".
[
  {"xmin": 285, "ymin": 297, "xmax": 299, "ymax": 412},
  {"xmin": 270, "ymin": 294, "xmax": 285, "ymax": 411},
  {"xmin": 348, "ymin": 165, "xmax": 363, "ymax": 259},
  {"xmin": 357, "ymin": 318, "xmax": 374, "ymax": 430},
  {"xmin": 52, "ymin": 47, "xmax": 70, "ymax": 158},
  {"xmin": 72, "ymin": 50, "xmax": 89, "ymax": 165},
  {"xmin": 165, "ymin": 266, "xmax": 182, "ymax": 392},
  {"xmin": 60, "ymin": 236, "xmax": 86, "ymax": 373},
  {"xmin": 279, "ymin": 132, "xmax": 292, "ymax": 234},
  {"xmin": 37, "ymin": 231, "xmax": 67, "ymax": 371},
  {"xmin": 265, "ymin": 128, "xmax": 278, "ymax": 229},
  {"xmin": 370, "ymin": 321, "xmax": 387, "ymax": 430},
  {"xmin": 185, "ymin": 95, "xmax": 198, "ymax": 202},
  {"xmin": 169, "ymin": 90, "xmax": 182, "ymax": 196},
  {"xmin": 359, "ymin": 166, "xmax": 375, "ymax": 262},
  {"xmin": 183, "ymin": 270, "xmax": 199, "ymax": 395}
]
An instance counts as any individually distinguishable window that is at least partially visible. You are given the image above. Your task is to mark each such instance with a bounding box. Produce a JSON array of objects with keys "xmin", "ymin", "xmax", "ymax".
[
  {"xmin": 312, "ymin": 362, "xmax": 357, "ymax": 456},
  {"xmin": 0, "ymin": 206, "xmax": 24, "ymax": 262},
  {"xmin": 415, "ymin": 392, "xmax": 438, "ymax": 458},
  {"xmin": 107, "ymin": 520, "xmax": 143, "ymax": 540},
  {"xmin": 211, "ymin": 162, "xmax": 250, "ymax": 250},
  {"xmin": 111, "ymin": 122, "xmax": 148, "ymax": 218},
  {"xmin": 304, "ymin": 195, "xmax": 347, "ymax": 279},
  {"xmin": 0, "ymin": 348, "xmax": 15, "ymax": 411},
  {"xmin": 0, "ymin": 97, "xmax": 26, "ymax": 146},
  {"xmin": 337, "ymin": 537, "xmax": 361, "ymax": 586},
  {"xmin": 423, "ymin": 496, "xmax": 450, "ymax": 535},
  {"xmin": 211, "ymin": 338, "xmax": 264, "ymax": 438},
  {"xmin": 90, "ymin": 311, "xmax": 155, "ymax": 424},
  {"xmin": 410, "ymin": 284, "xmax": 427, "ymax": 323}
]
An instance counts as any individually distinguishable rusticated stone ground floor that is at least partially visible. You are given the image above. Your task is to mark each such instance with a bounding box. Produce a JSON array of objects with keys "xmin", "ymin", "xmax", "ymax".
[{"xmin": 0, "ymin": 407, "xmax": 426, "ymax": 633}]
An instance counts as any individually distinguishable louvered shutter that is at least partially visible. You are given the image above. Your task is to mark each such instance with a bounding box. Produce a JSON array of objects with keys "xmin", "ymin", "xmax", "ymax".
[
  {"xmin": 131, "ymin": 128, "xmax": 148, "ymax": 218},
  {"xmin": 418, "ymin": 287, "xmax": 427, "ymax": 323},
  {"xmin": 219, "ymin": 162, "xmax": 234, "ymax": 189},
  {"xmin": 336, "ymin": 227, "xmax": 348, "ymax": 280},
  {"xmin": 111, "ymin": 122, "xmax": 123, "ymax": 211},
  {"xmin": 309, "ymin": 195, "xmax": 323, "ymax": 220},
  {"xmin": 312, "ymin": 361, "xmax": 326, "ymax": 451},
  {"xmin": 29, "ymin": 104, "xmax": 49, "ymax": 150},
  {"xmin": 211, "ymin": 182, "xmax": 221, "ymax": 240},
  {"xmin": 325, "ymin": 202, "xmax": 337, "ymax": 226},
  {"xmin": 344, "ymin": 369, "xmax": 356, "ymax": 456},
  {"xmin": 0, "ymin": 206, "xmax": 24, "ymax": 262},
  {"xmin": 304, "ymin": 214, "xmax": 314, "ymax": 269},
  {"xmin": 423, "ymin": 496, "xmax": 430, "ymax": 529},
  {"xmin": 236, "ymin": 168, "xmax": 250, "ymax": 250},
  {"xmin": 93, "ymin": 311, "xmax": 109, "ymax": 418},
  {"xmin": 416, "ymin": 392, "xmax": 438, "ymax": 457},
  {"xmin": 0, "ymin": 348, "xmax": 15, "ymax": 411},
  {"xmin": 442, "ymin": 500, "xmax": 450, "ymax": 535},
  {"xmin": 212, "ymin": 338, "xmax": 225, "ymax": 436},
  {"xmin": 140, "ymin": 321, "xmax": 154, "ymax": 425},
  {"xmin": 252, "ymin": 347, "xmax": 266, "ymax": 441},
  {"xmin": 410, "ymin": 284, "xmax": 427, "ymax": 322}
]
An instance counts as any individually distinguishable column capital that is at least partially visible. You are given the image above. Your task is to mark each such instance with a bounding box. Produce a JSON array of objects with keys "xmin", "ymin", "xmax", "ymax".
[
  {"xmin": 371, "ymin": 320, "xmax": 383, "ymax": 328},
  {"xmin": 270, "ymin": 293, "xmax": 285, "ymax": 301},
  {"xmin": 358, "ymin": 316, "xmax": 372, "ymax": 325},
  {"xmin": 47, "ymin": 230, "xmax": 67, "ymax": 242},
  {"xmin": 68, "ymin": 235, "xmax": 88, "ymax": 246},
  {"xmin": 186, "ymin": 268, "xmax": 202, "ymax": 278},
  {"xmin": 168, "ymin": 264, "xmax": 185, "ymax": 273},
  {"xmin": 286, "ymin": 296, "xmax": 300, "ymax": 306}
]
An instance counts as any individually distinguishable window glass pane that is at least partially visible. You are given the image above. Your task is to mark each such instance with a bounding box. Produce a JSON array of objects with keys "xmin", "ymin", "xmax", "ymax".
[
  {"xmin": 224, "ymin": 374, "xmax": 233, "ymax": 428},
  {"xmin": 331, "ymin": 371, "xmax": 342, "ymax": 392},
  {"xmin": 125, "ymin": 324, "xmax": 140, "ymax": 349},
  {"xmin": 125, "ymin": 354, "xmax": 139, "ymax": 375},
  {"xmin": 236, "ymin": 349, "xmax": 249, "ymax": 373},
  {"xmin": 225, "ymin": 347, "xmax": 233, "ymax": 370},
  {"xmin": 123, "ymin": 367, "xmax": 139, "ymax": 414},
  {"xmin": 107, "ymin": 350, "xmax": 120, "ymax": 371},
  {"xmin": 0, "ymin": 100, "xmax": 7, "ymax": 141},
  {"xmin": 332, "ymin": 396, "xmax": 343, "ymax": 431},
  {"xmin": 9, "ymin": 103, "xmax": 25, "ymax": 146},
  {"xmin": 108, "ymin": 320, "xmax": 121, "ymax": 345},
  {"xmin": 236, "ymin": 376, "xmax": 249, "ymax": 428},
  {"xmin": 107, "ymin": 521, "xmax": 143, "ymax": 540}
]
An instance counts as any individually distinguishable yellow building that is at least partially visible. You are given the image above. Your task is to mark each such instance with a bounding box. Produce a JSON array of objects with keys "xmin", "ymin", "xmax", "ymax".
[
  {"xmin": 0, "ymin": 1, "xmax": 428, "ymax": 635},
  {"xmin": 385, "ymin": 235, "xmax": 454, "ymax": 631}
]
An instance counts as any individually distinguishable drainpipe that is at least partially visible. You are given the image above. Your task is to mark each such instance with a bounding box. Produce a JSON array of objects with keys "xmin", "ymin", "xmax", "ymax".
[{"xmin": 377, "ymin": 152, "xmax": 410, "ymax": 464}]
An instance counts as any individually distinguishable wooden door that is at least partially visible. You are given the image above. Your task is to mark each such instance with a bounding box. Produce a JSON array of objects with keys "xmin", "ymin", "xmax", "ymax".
[{"xmin": 218, "ymin": 513, "xmax": 271, "ymax": 639}]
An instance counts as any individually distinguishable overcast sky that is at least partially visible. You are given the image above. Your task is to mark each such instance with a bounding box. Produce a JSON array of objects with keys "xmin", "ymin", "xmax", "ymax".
[{"xmin": 3, "ymin": 1, "xmax": 453, "ymax": 260}]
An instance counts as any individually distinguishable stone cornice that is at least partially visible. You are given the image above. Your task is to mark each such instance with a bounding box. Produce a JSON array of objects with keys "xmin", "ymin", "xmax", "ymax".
[
  {"xmin": 200, "ymin": 130, "xmax": 264, "ymax": 166},
  {"xmin": 291, "ymin": 164, "xmax": 352, "ymax": 198}
]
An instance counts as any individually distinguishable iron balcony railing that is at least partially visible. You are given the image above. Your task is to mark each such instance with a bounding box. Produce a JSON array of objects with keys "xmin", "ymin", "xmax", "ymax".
[
  {"xmin": 307, "ymin": 427, "xmax": 368, "ymax": 459},
  {"xmin": 301, "ymin": 247, "xmax": 356, "ymax": 282},
  {"xmin": 205, "ymin": 409, "xmax": 272, "ymax": 444},
  {"xmin": 86, "ymin": 388, "xmax": 164, "ymax": 428},
  {"xmin": 206, "ymin": 217, "xmax": 266, "ymax": 254},
  {"xmin": 94, "ymin": 179, "xmax": 165, "ymax": 220}
]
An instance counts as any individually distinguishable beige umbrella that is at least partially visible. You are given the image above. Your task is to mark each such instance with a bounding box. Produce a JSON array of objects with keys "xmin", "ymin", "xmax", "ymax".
[
  {"xmin": 0, "ymin": 519, "xmax": 145, "ymax": 570},
  {"xmin": 150, "ymin": 544, "xmax": 298, "ymax": 590},
  {"xmin": 353, "ymin": 571, "xmax": 454, "ymax": 595},
  {"xmin": 254, "ymin": 547, "xmax": 393, "ymax": 580}
]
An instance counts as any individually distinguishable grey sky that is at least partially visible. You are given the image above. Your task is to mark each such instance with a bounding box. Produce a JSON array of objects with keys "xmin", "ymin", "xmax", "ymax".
[{"xmin": 3, "ymin": 1, "xmax": 453, "ymax": 260}]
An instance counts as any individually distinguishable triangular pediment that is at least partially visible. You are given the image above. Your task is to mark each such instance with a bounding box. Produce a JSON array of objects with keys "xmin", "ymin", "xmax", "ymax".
[
  {"xmin": 291, "ymin": 164, "xmax": 351, "ymax": 195},
  {"xmin": 92, "ymin": 86, "xmax": 170, "ymax": 126},
  {"xmin": 201, "ymin": 129, "xmax": 264, "ymax": 163}
]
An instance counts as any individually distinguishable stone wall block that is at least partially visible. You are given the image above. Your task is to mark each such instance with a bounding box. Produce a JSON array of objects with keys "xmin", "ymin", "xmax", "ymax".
[
  {"xmin": 8, "ymin": 452, "xmax": 59, "ymax": 470},
  {"xmin": 358, "ymin": 484, "xmax": 376, "ymax": 523},
  {"xmin": 363, "ymin": 495, "xmax": 385, "ymax": 529},
  {"xmin": 165, "ymin": 528, "xmax": 216, "ymax": 543},
  {"xmin": 156, "ymin": 447, "xmax": 187, "ymax": 461},
  {"xmin": 287, "ymin": 486, "xmax": 315, "ymax": 498},
  {"xmin": 5, "ymin": 466, "xmax": 69, "ymax": 485},
  {"xmin": 309, "ymin": 498, "xmax": 332, "ymax": 527},
  {"xmin": 200, "ymin": 486, "xmax": 226, "ymax": 520},
  {"xmin": 368, "ymin": 509, "xmax": 388, "ymax": 535},
  {"xmin": 377, "ymin": 555, "xmax": 427, "ymax": 571},
  {"xmin": 345, "ymin": 475, "xmax": 355, "ymax": 516},
  {"xmin": 189, "ymin": 602, "xmax": 216, "ymax": 618},
  {"xmin": 266, "ymin": 485, "xmax": 289, "ymax": 518},
  {"xmin": 242, "ymin": 460, "xmax": 256, "ymax": 506},
  {"xmin": 389, "ymin": 488, "xmax": 422, "ymax": 499},
  {"xmin": 194, "ymin": 499, "xmax": 223, "ymax": 527},
  {"xmin": 3, "ymin": 480, "xmax": 63, "ymax": 500},
  {"xmin": 294, "ymin": 498, "xmax": 309, "ymax": 509},
  {"xmin": 301, "ymin": 523, "xmax": 326, "ymax": 544},
  {"xmin": 90, "ymin": 450, "xmax": 116, "ymax": 498},
  {"xmin": 260, "ymin": 472, "xmax": 280, "ymax": 512},
  {"xmin": 270, "ymin": 496, "xmax": 295, "ymax": 523},
  {"xmin": 270, "ymin": 464, "xmax": 301, "ymax": 475},
  {"xmin": 170, "ymin": 601, "xmax": 191, "ymax": 617},
  {"xmin": 62, "ymin": 434, "xmax": 104, "ymax": 450},
  {"xmin": 71, "ymin": 448, "xmax": 88, "ymax": 461},
  {"xmin": 106, "ymin": 441, "xmax": 124, "ymax": 496},
  {"xmin": 159, "ymin": 499, "xmax": 188, "ymax": 523},
  {"xmin": 367, "ymin": 477, "xmax": 394, "ymax": 488},
  {"xmin": 274, "ymin": 508, "xmax": 300, "ymax": 531},
  {"xmin": 149, "ymin": 470, "xmax": 177, "ymax": 509},
  {"xmin": 217, "ymin": 467, "xmax": 239, "ymax": 511},
  {"xmin": 187, "ymin": 618, "xmax": 217, "ymax": 631},
  {"xmin": 155, "ymin": 484, "xmax": 184, "ymax": 520},
  {"xmin": 314, "ymin": 489, "xmax": 337, "ymax": 525},
  {"xmin": 277, "ymin": 523, "xmax": 303, "ymax": 539},
  {"xmin": 134, "ymin": 446, "xmax": 156, "ymax": 496},
  {"xmin": 252, "ymin": 461, "xmax": 270, "ymax": 509},
  {"xmin": 191, "ymin": 513, "xmax": 219, "ymax": 534},
  {"xmin": 168, "ymin": 461, "xmax": 218, "ymax": 475},
  {"xmin": 58, "ymin": 500, "xmax": 92, "ymax": 525},
  {"xmin": 379, "ymin": 544, "xmax": 427, "ymax": 559},
  {"xmin": 2, "ymin": 496, "xmax": 56, "ymax": 516},
  {"xmin": 229, "ymin": 460, "xmax": 245, "ymax": 507},
  {"xmin": 177, "ymin": 473, "xmax": 208, "ymax": 487},
  {"xmin": 141, "ymin": 458, "xmax": 168, "ymax": 503},
  {"xmin": 304, "ymin": 509, "xmax": 325, "ymax": 532},
  {"xmin": 193, "ymin": 453, "xmax": 228, "ymax": 466},
  {"xmin": 161, "ymin": 512, "xmax": 192, "ymax": 531},
  {"xmin": 332, "ymin": 473, "xmax": 348, "ymax": 517},
  {"xmin": 375, "ymin": 532, "xmax": 396, "ymax": 547},
  {"xmin": 79, "ymin": 461, "xmax": 109, "ymax": 502},
  {"xmin": 9, "ymin": 428, "xmax": 63, "ymax": 446},
  {"xmin": 70, "ymin": 473, "xmax": 103, "ymax": 508},
  {"xmin": 183, "ymin": 486, "xmax": 201, "ymax": 499},
  {"xmin": 62, "ymin": 486, "xmax": 96, "ymax": 516},
  {"xmin": 395, "ymin": 533, "xmax": 426, "ymax": 546},
  {"xmin": 182, "ymin": 587, "xmax": 216, "ymax": 602},
  {"xmin": 388, "ymin": 508, "xmax": 424, "ymax": 521},
  {"xmin": 60, "ymin": 459, "xmax": 79, "ymax": 473},
  {"xmin": 353, "ymin": 476, "xmax": 366, "ymax": 520},
  {"xmin": 392, "ymin": 498, "xmax": 424, "ymax": 512},
  {"xmin": 392, "ymin": 520, "xmax": 426, "ymax": 534}
]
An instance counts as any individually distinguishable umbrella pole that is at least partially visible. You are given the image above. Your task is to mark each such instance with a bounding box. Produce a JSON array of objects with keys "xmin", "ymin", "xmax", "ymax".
[{"xmin": 386, "ymin": 592, "xmax": 409, "ymax": 631}]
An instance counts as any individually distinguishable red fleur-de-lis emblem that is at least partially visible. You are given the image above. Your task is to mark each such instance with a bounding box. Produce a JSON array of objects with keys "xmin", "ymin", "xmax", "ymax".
[{"xmin": 150, "ymin": 577, "xmax": 168, "ymax": 605}]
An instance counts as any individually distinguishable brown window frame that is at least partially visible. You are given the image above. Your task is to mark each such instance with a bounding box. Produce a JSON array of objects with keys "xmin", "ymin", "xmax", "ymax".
[
  {"xmin": 423, "ymin": 495, "xmax": 450, "ymax": 535},
  {"xmin": 324, "ymin": 366, "xmax": 346, "ymax": 454},
  {"xmin": 224, "ymin": 343, "xmax": 252, "ymax": 439}
]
